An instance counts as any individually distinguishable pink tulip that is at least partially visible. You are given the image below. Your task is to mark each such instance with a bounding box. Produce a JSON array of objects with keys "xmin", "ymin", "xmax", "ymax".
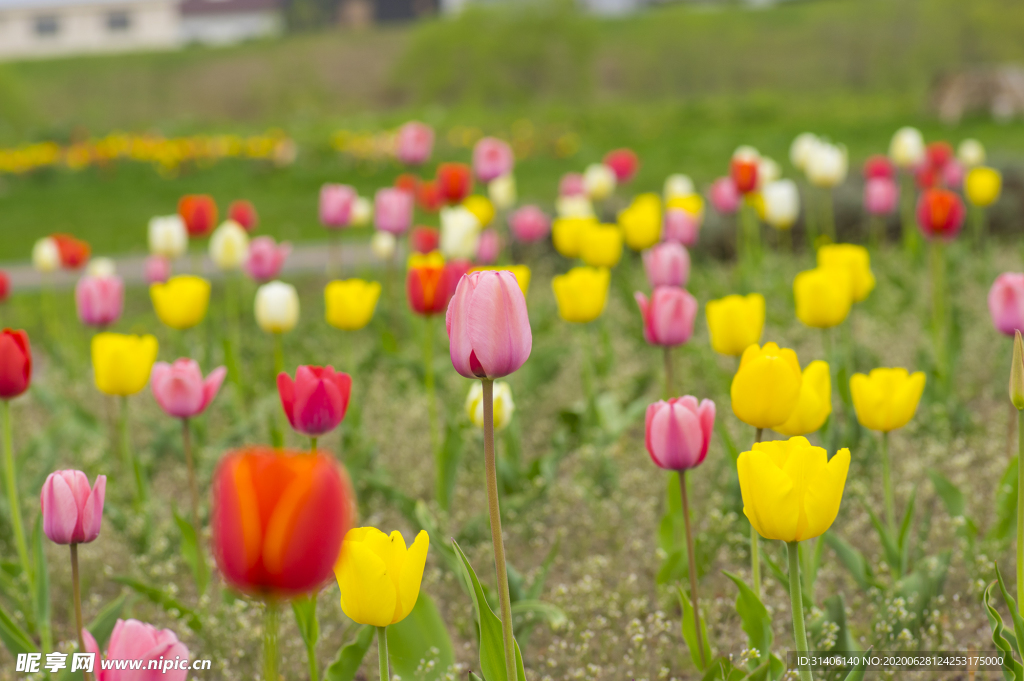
[
  {"xmin": 645, "ymin": 396, "xmax": 715, "ymax": 471},
  {"xmin": 989, "ymin": 273, "xmax": 1024, "ymax": 337},
  {"xmin": 320, "ymin": 184, "xmax": 357, "ymax": 229},
  {"xmin": 864, "ymin": 177, "xmax": 899, "ymax": 216},
  {"xmin": 635, "ymin": 287, "xmax": 698, "ymax": 347},
  {"xmin": 40, "ymin": 470, "xmax": 106, "ymax": 545},
  {"xmin": 604, "ymin": 148, "xmax": 640, "ymax": 183},
  {"xmin": 374, "ymin": 187, "xmax": 414, "ymax": 235},
  {"xmin": 277, "ymin": 366, "xmax": 352, "ymax": 437},
  {"xmin": 709, "ymin": 177, "xmax": 741, "ymax": 214},
  {"xmin": 476, "ymin": 229, "xmax": 500, "ymax": 264},
  {"xmin": 559, "ymin": 172, "xmax": 586, "ymax": 197},
  {"xmin": 473, "ymin": 137, "xmax": 514, "ymax": 183},
  {"xmin": 943, "ymin": 159, "xmax": 965, "ymax": 189},
  {"xmin": 75, "ymin": 275, "xmax": 124, "ymax": 328},
  {"xmin": 245, "ymin": 236, "xmax": 291, "ymax": 282},
  {"xmin": 643, "ymin": 242, "xmax": 690, "ymax": 288},
  {"xmin": 663, "ymin": 208, "xmax": 700, "ymax": 246},
  {"xmin": 395, "ymin": 121, "xmax": 434, "ymax": 166},
  {"xmin": 144, "ymin": 256, "xmax": 171, "ymax": 284},
  {"xmin": 509, "ymin": 205, "xmax": 551, "ymax": 243},
  {"xmin": 84, "ymin": 619, "xmax": 189, "ymax": 681},
  {"xmin": 151, "ymin": 359, "xmax": 227, "ymax": 419},
  {"xmin": 446, "ymin": 271, "xmax": 532, "ymax": 380}
]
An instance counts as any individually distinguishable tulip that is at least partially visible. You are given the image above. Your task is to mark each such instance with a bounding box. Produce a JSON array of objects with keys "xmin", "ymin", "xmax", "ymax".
[
  {"xmin": 762, "ymin": 179, "xmax": 800, "ymax": 230},
  {"xmin": 509, "ymin": 205, "xmax": 550, "ymax": 243},
  {"xmin": 709, "ymin": 177, "xmax": 741, "ymax": 214},
  {"xmin": 476, "ymin": 229, "xmax": 500, "ymax": 264},
  {"xmin": 619, "ymin": 193, "xmax": 662, "ymax": 251},
  {"xmin": 643, "ymin": 242, "xmax": 689, "ymax": 288},
  {"xmin": 917, "ymin": 188, "xmax": 965, "ymax": 240},
  {"xmin": 806, "ymin": 142, "xmax": 847, "ymax": 189},
  {"xmin": 178, "ymin": 194, "xmax": 218, "ymax": 237},
  {"xmin": 395, "ymin": 173, "xmax": 419, "ymax": 196},
  {"xmin": 92, "ymin": 333, "xmax": 158, "ymax": 397},
  {"xmin": 470, "ymin": 265, "xmax": 530, "ymax": 297},
  {"xmin": 757, "ymin": 157, "xmax": 781, "ymax": 188},
  {"xmin": 278, "ymin": 365, "xmax": 352, "ymax": 441},
  {"xmin": 371, "ymin": 231, "xmax": 397, "ymax": 261},
  {"xmin": 32, "ymin": 237, "xmax": 61, "ymax": 273},
  {"xmin": 325, "ymin": 279, "xmax": 381, "ymax": 331},
  {"xmin": 850, "ymin": 368, "xmax": 926, "ymax": 434},
  {"xmin": 463, "ymin": 195, "xmax": 496, "ymax": 227},
  {"xmin": 965, "ymin": 166, "xmax": 1002, "ymax": 207},
  {"xmin": 374, "ymin": 188, "xmax": 414, "ymax": 235},
  {"xmin": 148, "ymin": 215, "xmax": 189, "ymax": 258},
  {"xmin": 437, "ymin": 162, "xmax": 473, "ymax": 204},
  {"xmin": 730, "ymin": 151, "xmax": 759, "ymax": 194},
  {"xmin": 473, "ymin": 137, "xmax": 514, "ymax": 182},
  {"xmin": 75, "ymin": 275, "xmax": 124, "ymax": 328},
  {"xmin": 958, "ymin": 138, "xmax": 985, "ymax": 167},
  {"xmin": 926, "ymin": 140, "xmax": 953, "ymax": 169},
  {"xmin": 661, "ymin": 209, "xmax": 698, "ymax": 246},
  {"xmin": 245, "ymin": 236, "xmax": 290, "ymax": 282},
  {"xmin": 489, "ymin": 173, "xmax": 517, "ymax": 210},
  {"xmin": 789, "ymin": 132, "xmax": 820, "ymax": 171},
  {"xmin": 552, "ymin": 267, "xmax": 610, "ymax": 324},
  {"xmin": 794, "ymin": 267, "xmax": 853, "ymax": 329},
  {"xmin": 406, "ymin": 252, "xmax": 465, "ymax": 316},
  {"xmin": 440, "ymin": 206, "xmax": 482, "ymax": 260},
  {"xmin": 352, "ymin": 196, "xmax": 373, "ymax": 226},
  {"xmin": 556, "ymin": 194, "xmax": 594, "ymax": 219},
  {"xmin": 446, "ymin": 271, "xmax": 532, "ymax": 380},
  {"xmin": 583, "ymin": 163, "xmax": 616, "ymax": 200},
  {"xmin": 395, "ymin": 121, "xmax": 434, "ymax": 165},
  {"xmin": 580, "ymin": 223, "xmax": 623, "ymax": 268},
  {"xmin": 817, "ymin": 244, "xmax": 875, "ymax": 303},
  {"xmin": 990, "ymin": 274, "xmax": 1024, "ymax": 337},
  {"xmin": 228, "ymin": 199, "xmax": 258, "ymax": 232},
  {"xmin": 604, "ymin": 148, "xmax": 639, "ymax": 183},
  {"xmin": 41, "ymin": 470, "xmax": 106, "ymax": 545},
  {"xmin": 731, "ymin": 342, "xmax": 802, "ymax": 430},
  {"xmin": 551, "ymin": 216, "xmax": 594, "ymax": 258},
  {"xmin": 864, "ymin": 177, "xmax": 899, "ymax": 215},
  {"xmin": 774, "ymin": 360, "xmax": 831, "ymax": 437},
  {"xmin": 150, "ymin": 275, "xmax": 211, "ymax": 330},
  {"xmin": 320, "ymin": 184, "xmax": 357, "ymax": 229},
  {"xmin": 83, "ymin": 619, "xmax": 189, "ymax": 681},
  {"xmin": 889, "ymin": 126, "xmax": 925, "ymax": 168},
  {"xmin": 53, "ymin": 234, "xmax": 91, "ymax": 269},
  {"xmin": 559, "ymin": 172, "xmax": 586, "ymax": 197},
  {"xmin": 417, "ymin": 179, "xmax": 444, "ymax": 212},
  {"xmin": 255, "ymin": 281, "xmax": 300, "ymax": 334},
  {"xmin": 943, "ymin": 160, "xmax": 965, "ymax": 189},
  {"xmin": 0, "ymin": 329, "xmax": 32, "ymax": 584},
  {"xmin": 664, "ymin": 174, "xmax": 694, "ymax": 200},
  {"xmin": 466, "ymin": 381, "xmax": 515, "ymax": 431},
  {"xmin": 706, "ymin": 294, "xmax": 765, "ymax": 357},
  {"xmin": 87, "ymin": 257, "xmax": 115, "ymax": 278},
  {"xmin": 410, "ymin": 226, "xmax": 440, "ymax": 254},
  {"xmin": 151, "ymin": 359, "xmax": 226, "ymax": 420},
  {"xmin": 635, "ymin": 287, "xmax": 697, "ymax": 349},
  {"xmin": 144, "ymin": 256, "xmax": 171, "ymax": 284},
  {"xmin": 209, "ymin": 220, "xmax": 250, "ymax": 271},
  {"xmin": 667, "ymin": 191, "xmax": 705, "ymax": 218},
  {"xmin": 0, "ymin": 271, "xmax": 8, "ymax": 303},
  {"xmin": 863, "ymin": 154, "xmax": 895, "ymax": 180}
]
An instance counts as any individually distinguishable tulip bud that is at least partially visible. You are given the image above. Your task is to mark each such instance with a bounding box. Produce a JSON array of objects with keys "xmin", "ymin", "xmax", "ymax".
[
  {"xmin": 229, "ymin": 199, "xmax": 258, "ymax": 232},
  {"xmin": 1012, "ymin": 331, "xmax": 1024, "ymax": 411},
  {"xmin": 664, "ymin": 174, "xmax": 694, "ymax": 200},
  {"xmin": 255, "ymin": 281, "xmax": 300, "ymax": 334},
  {"xmin": 789, "ymin": 132, "xmax": 820, "ymax": 171},
  {"xmin": 209, "ymin": 220, "xmax": 250, "ymax": 271},
  {"xmin": 334, "ymin": 527, "xmax": 429, "ymax": 627},
  {"xmin": 41, "ymin": 470, "xmax": 106, "ymax": 545},
  {"xmin": 86, "ymin": 257, "xmax": 116, "ymax": 278},
  {"xmin": 150, "ymin": 275, "xmax": 211, "ymax": 330},
  {"xmin": 709, "ymin": 177, "xmax": 741, "ymax": 214},
  {"xmin": 559, "ymin": 172, "xmax": 585, "ymax": 197},
  {"xmin": 965, "ymin": 167, "xmax": 1002, "ymax": 208},
  {"xmin": 762, "ymin": 179, "xmax": 800, "ymax": 230},
  {"xmin": 325, "ymin": 279, "xmax": 381, "ymax": 331},
  {"xmin": 245, "ymin": 236, "xmax": 290, "ymax": 282},
  {"xmin": 850, "ymin": 368, "xmax": 926, "ymax": 432},
  {"xmin": 0, "ymin": 330, "xmax": 31, "ymax": 399},
  {"xmin": 806, "ymin": 142, "xmax": 848, "ymax": 188},
  {"xmin": 889, "ymin": 126, "xmax": 925, "ymax": 168},
  {"xmin": 466, "ymin": 381, "xmax": 515, "ymax": 431},
  {"xmin": 619, "ymin": 193, "xmax": 662, "ymax": 251},
  {"xmin": 178, "ymin": 194, "xmax": 218, "ymax": 237},
  {"xmin": 351, "ymin": 196, "xmax": 373, "ymax": 227},
  {"xmin": 488, "ymin": 173, "xmax": 517, "ymax": 210},
  {"xmin": 370, "ymin": 231, "xmax": 396, "ymax": 261},
  {"xmin": 84, "ymin": 620, "xmax": 188, "ymax": 679},
  {"xmin": 91, "ymin": 333, "xmax": 159, "ymax": 396},
  {"xmin": 552, "ymin": 267, "xmax": 610, "ymax": 324},
  {"xmin": 148, "ymin": 215, "xmax": 189, "ymax": 258},
  {"xmin": 278, "ymin": 366, "xmax": 352, "ymax": 436},
  {"xmin": 75, "ymin": 275, "xmax": 124, "ymax": 328},
  {"xmin": 643, "ymin": 242, "xmax": 690, "ymax": 288},
  {"xmin": 580, "ymin": 223, "xmax": 623, "ymax": 268},
  {"xmin": 635, "ymin": 287, "xmax": 698, "ymax": 348},
  {"xmin": 144, "ymin": 256, "xmax": 171, "ymax": 284},
  {"xmin": 463, "ymin": 195, "xmax": 496, "ymax": 228},
  {"xmin": 446, "ymin": 271, "xmax": 532, "ymax": 380},
  {"xmin": 604, "ymin": 148, "xmax": 639, "ymax": 183},
  {"xmin": 374, "ymin": 187, "xmax": 414, "ymax": 235},
  {"xmin": 151, "ymin": 360, "xmax": 227, "ymax": 419},
  {"xmin": 645, "ymin": 396, "xmax": 715, "ymax": 471}
]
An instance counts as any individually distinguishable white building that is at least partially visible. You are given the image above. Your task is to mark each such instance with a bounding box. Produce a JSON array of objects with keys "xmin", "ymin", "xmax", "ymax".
[{"xmin": 180, "ymin": 0, "xmax": 282, "ymax": 46}]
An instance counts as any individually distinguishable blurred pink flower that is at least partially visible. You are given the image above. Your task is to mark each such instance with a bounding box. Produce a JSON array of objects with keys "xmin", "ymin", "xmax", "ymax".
[
  {"xmin": 643, "ymin": 242, "xmax": 690, "ymax": 288},
  {"xmin": 864, "ymin": 177, "xmax": 899, "ymax": 216},
  {"xmin": 320, "ymin": 184, "xmax": 356, "ymax": 229},
  {"xmin": 395, "ymin": 121, "xmax": 434, "ymax": 166},
  {"xmin": 635, "ymin": 286, "xmax": 698, "ymax": 347},
  {"xmin": 75, "ymin": 275, "xmax": 123, "ymax": 328},
  {"xmin": 604, "ymin": 148, "xmax": 639, "ymax": 183},
  {"xmin": 509, "ymin": 205, "xmax": 551, "ymax": 243},
  {"xmin": 989, "ymin": 273, "xmax": 1024, "ymax": 337},
  {"xmin": 245, "ymin": 236, "xmax": 291, "ymax": 282},
  {"xmin": 84, "ymin": 619, "xmax": 189, "ymax": 681},
  {"xmin": 645, "ymin": 396, "xmax": 715, "ymax": 471},
  {"xmin": 41, "ymin": 470, "xmax": 106, "ymax": 545},
  {"xmin": 473, "ymin": 137, "xmax": 514, "ymax": 183},
  {"xmin": 144, "ymin": 256, "xmax": 171, "ymax": 284},
  {"xmin": 663, "ymin": 208, "xmax": 700, "ymax": 246},
  {"xmin": 709, "ymin": 177, "xmax": 741, "ymax": 214},
  {"xmin": 151, "ymin": 359, "xmax": 227, "ymax": 419},
  {"xmin": 374, "ymin": 187, "xmax": 413, "ymax": 235},
  {"xmin": 559, "ymin": 172, "xmax": 586, "ymax": 197},
  {"xmin": 476, "ymin": 229, "xmax": 501, "ymax": 264}
]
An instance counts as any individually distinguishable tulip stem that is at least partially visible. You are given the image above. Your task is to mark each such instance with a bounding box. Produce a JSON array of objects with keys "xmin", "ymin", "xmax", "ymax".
[
  {"xmin": 880, "ymin": 431, "xmax": 896, "ymax": 537},
  {"xmin": 310, "ymin": 437, "xmax": 317, "ymax": 454},
  {"xmin": 899, "ymin": 172, "xmax": 918, "ymax": 256},
  {"xmin": 424, "ymin": 315, "xmax": 439, "ymax": 462},
  {"xmin": 663, "ymin": 346, "xmax": 674, "ymax": 399},
  {"xmin": 1, "ymin": 400, "xmax": 31, "ymax": 592},
  {"xmin": 120, "ymin": 397, "xmax": 144, "ymax": 504},
  {"xmin": 483, "ymin": 378, "xmax": 518, "ymax": 681},
  {"xmin": 70, "ymin": 543, "xmax": 92, "ymax": 681},
  {"xmin": 182, "ymin": 418, "xmax": 199, "ymax": 531},
  {"xmin": 377, "ymin": 626, "xmax": 389, "ymax": 681},
  {"xmin": 1017, "ymin": 408, "xmax": 1024, "ymax": 618},
  {"xmin": 821, "ymin": 189, "xmax": 835, "ymax": 242},
  {"xmin": 680, "ymin": 470, "xmax": 706, "ymax": 668},
  {"xmin": 751, "ymin": 427, "xmax": 763, "ymax": 598},
  {"xmin": 929, "ymin": 240, "xmax": 947, "ymax": 385},
  {"xmin": 787, "ymin": 541, "xmax": 813, "ymax": 681},
  {"xmin": 263, "ymin": 601, "xmax": 279, "ymax": 681}
]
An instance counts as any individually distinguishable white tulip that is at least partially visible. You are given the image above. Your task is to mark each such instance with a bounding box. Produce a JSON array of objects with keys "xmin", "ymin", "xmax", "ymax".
[
  {"xmin": 664, "ymin": 174, "xmax": 694, "ymax": 200},
  {"xmin": 789, "ymin": 133, "xmax": 820, "ymax": 171},
  {"xmin": 889, "ymin": 127, "xmax": 925, "ymax": 168},
  {"xmin": 762, "ymin": 179, "xmax": 801, "ymax": 229},
  {"xmin": 32, "ymin": 237, "xmax": 61, "ymax": 273},
  {"xmin": 351, "ymin": 196, "xmax": 373, "ymax": 227},
  {"xmin": 556, "ymin": 195, "xmax": 595, "ymax": 219},
  {"xmin": 209, "ymin": 220, "xmax": 250, "ymax": 271},
  {"xmin": 583, "ymin": 163, "xmax": 616, "ymax": 201},
  {"xmin": 757, "ymin": 157, "xmax": 782, "ymax": 188},
  {"xmin": 254, "ymin": 280, "xmax": 299, "ymax": 334},
  {"xmin": 465, "ymin": 381, "xmax": 515, "ymax": 431},
  {"xmin": 732, "ymin": 145, "xmax": 760, "ymax": 162},
  {"xmin": 957, "ymin": 139, "xmax": 985, "ymax": 168},
  {"xmin": 370, "ymin": 231, "xmax": 396, "ymax": 261},
  {"xmin": 488, "ymin": 173, "xmax": 517, "ymax": 211},
  {"xmin": 806, "ymin": 142, "xmax": 848, "ymax": 188},
  {"xmin": 440, "ymin": 206, "xmax": 482, "ymax": 260},
  {"xmin": 148, "ymin": 215, "xmax": 189, "ymax": 259},
  {"xmin": 86, "ymin": 257, "xmax": 116, "ymax": 278}
]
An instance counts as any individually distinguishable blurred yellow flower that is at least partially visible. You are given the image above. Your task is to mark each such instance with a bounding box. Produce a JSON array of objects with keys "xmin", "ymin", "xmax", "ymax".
[
  {"xmin": 552, "ymin": 217, "xmax": 595, "ymax": 259},
  {"xmin": 92, "ymin": 333, "xmax": 159, "ymax": 396},
  {"xmin": 325, "ymin": 279, "xmax": 381, "ymax": 331},
  {"xmin": 618, "ymin": 193, "xmax": 662, "ymax": 251},
  {"xmin": 850, "ymin": 368, "xmax": 926, "ymax": 432},
  {"xmin": 465, "ymin": 381, "xmax": 515, "ymax": 431},
  {"xmin": 706, "ymin": 294, "xmax": 765, "ymax": 357},
  {"xmin": 731, "ymin": 342, "xmax": 803, "ymax": 429},
  {"xmin": 470, "ymin": 265, "xmax": 531, "ymax": 296},
  {"xmin": 552, "ymin": 267, "xmax": 610, "ymax": 323},
  {"xmin": 334, "ymin": 527, "xmax": 429, "ymax": 627},
  {"xmin": 775, "ymin": 361, "xmax": 831, "ymax": 437},
  {"xmin": 793, "ymin": 267, "xmax": 852, "ymax": 329},
  {"xmin": 965, "ymin": 167, "xmax": 1002, "ymax": 208},
  {"xmin": 580, "ymin": 223, "xmax": 623, "ymax": 268},
  {"xmin": 150, "ymin": 275, "xmax": 211, "ymax": 330},
  {"xmin": 817, "ymin": 244, "xmax": 875, "ymax": 302},
  {"xmin": 462, "ymin": 195, "xmax": 496, "ymax": 227},
  {"xmin": 666, "ymin": 193, "xmax": 704, "ymax": 218}
]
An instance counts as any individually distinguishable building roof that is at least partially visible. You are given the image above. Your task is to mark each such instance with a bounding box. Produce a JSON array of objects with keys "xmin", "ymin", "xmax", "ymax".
[{"xmin": 180, "ymin": 0, "xmax": 280, "ymax": 15}]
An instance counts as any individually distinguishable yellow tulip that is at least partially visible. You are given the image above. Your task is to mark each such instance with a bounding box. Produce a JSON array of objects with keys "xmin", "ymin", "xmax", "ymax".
[
  {"xmin": 552, "ymin": 217, "xmax": 596, "ymax": 259},
  {"xmin": 817, "ymin": 244, "xmax": 875, "ymax": 302},
  {"xmin": 552, "ymin": 267, "xmax": 610, "ymax": 323},
  {"xmin": 466, "ymin": 381, "xmax": 515, "ymax": 431},
  {"xmin": 91, "ymin": 333, "xmax": 159, "ymax": 396},
  {"xmin": 793, "ymin": 267, "xmax": 852, "ymax": 329},
  {"xmin": 618, "ymin": 193, "xmax": 662, "ymax": 251},
  {"xmin": 325, "ymin": 279, "xmax": 381, "ymax": 331},
  {"xmin": 150, "ymin": 275, "xmax": 211, "ymax": 330},
  {"xmin": 706, "ymin": 294, "xmax": 765, "ymax": 357},
  {"xmin": 470, "ymin": 265, "xmax": 531, "ymax": 296},
  {"xmin": 666, "ymin": 193, "xmax": 704, "ymax": 219},
  {"xmin": 580, "ymin": 223, "xmax": 623, "ymax": 268},
  {"xmin": 738, "ymin": 436, "xmax": 850, "ymax": 542},
  {"xmin": 334, "ymin": 527, "xmax": 429, "ymax": 628},
  {"xmin": 775, "ymin": 361, "xmax": 831, "ymax": 437},
  {"xmin": 746, "ymin": 191, "xmax": 767, "ymax": 220},
  {"xmin": 407, "ymin": 250, "xmax": 444, "ymax": 270},
  {"xmin": 850, "ymin": 368, "xmax": 926, "ymax": 432},
  {"xmin": 731, "ymin": 342, "xmax": 803, "ymax": 429},
  {"xmin": 462, "ymin": 195, "xmax": 496, "ymax": 227},
  {"xmin": 965, "ymin": 166, "xmax": 1002, "ymax": 208}
]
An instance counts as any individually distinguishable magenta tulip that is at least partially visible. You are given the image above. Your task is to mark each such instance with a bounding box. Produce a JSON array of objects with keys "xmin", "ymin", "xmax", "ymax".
[
  {"xmin": 40, "ymin": 470, "xmax": 105, "ymax": 545},
  {"xmin": 509, "ymin": 205, "xmax": 550, "ymax": 243},
  {"xmin": 277, "ymin": 365, "xmax": 352, "ymax": 437},
  {"xmin": 395, "ymin": 121, "xmax": 434, "ymax": 166},
  {"xmin": 635, "ymin": 287, "xmax": 698, "ymax": 347},
  {"xmin": 151, "ymin": 360, "xmax": 227, "ymax": 419},
  {"xmin": 75, "ymin": 275, "xmax": 124, "ymax": 328},
  {"xmin": 320, "ymin": 184, "xmax": 356, "ymax": 229},
  {"xmin": 84, "ymin": 619, "xmax": 189, "ymax": 681},
  {"xmin": 446, "ymin": 270, "xmax": 532, "ymax": 379},
  {"xmin": 864, "ymin": 177, "xmax": 899, "ymax": 216},
  {"xmin": 476, "ymin": 229, "xmax": 500, "ymax": 264},
  {"xmin": 374, "ymin": 187, "xmax": 414, "ymax": 235},
  {"xmin": 559, "ymin": 172, "xmax": 585, "ymax": 197},
  {"xmin": 645, "ymin": 396, "xmax": 715, "ymax": 471},
  {"xmin": 989, "ymin": 273, "xmax": 1024, "ymax": 337},
  {"xmin": 709, "ymin": 177, "xmax": 741, "ymax": 214},
  {"xmin": 473, "ymin": 137, "xmax": 514, "ymax": 183},
  {"xmin": 144, "ymin": 256, "xmax": 171, "ymax": 284},
  {"xmin": 245, "ymin": 236, "xmax": 291, "ymax": 282},
  {"xmin": 943, "ymin": 159, "xmax": 965, "ymax": 189},
  {"xmin": 643, "ymin": 242, "xmax": 690, "ymax": 288},
  {"xmin": 663, "ymin": 208, "xmax": 700, "ymax": 246}
]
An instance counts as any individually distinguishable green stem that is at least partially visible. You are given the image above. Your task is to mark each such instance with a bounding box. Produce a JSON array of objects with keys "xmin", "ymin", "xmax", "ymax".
[
  {"xmin": 973, "ymin": 205, "xmax": 986, "ymax": 250},
  {"xmin": 663, "ymin": 345, "xmax": 674, "ymax": 400},
  {"xmin": 1, "ymin": 401, "xmax": 31, "ymax": 590},
  {"xmin": 264, "ymin": 601, "xmax": 279, "ymax": 681},
  {"xmin": 803, "ymin": 183, "xmax": 818, "ymax": 251},
  {"xmin": 273, "ymin": 333, "xmax": 284, "ymax": 377},
  {"xmin": 182, "ymin": 418, "xmax": 199, "ymax": 531},
  {"xmin": 788, "ymin": 542, "xmax": 813, "ymax": 681},
  {"xmin": 899, "ymin": 172, "xmax": 918, "ymax": 255},
  {"xmin": 377, "ymin": 626, "xmax": 389, "ymax": 681},
  {"xmin": 310, "ymin": 437, "xmax": 317, "ymax": 454},
  {"xmin": 71, "ymin": 543, "xmax": 92, "ymax": 681},
  {"xmin": 751, "ymin": 427, "xmax": 763, "ymax": 598},
  {"xmin": 881, "ymin": 431, "xmax": 896, "ymax": 536},
  {"xmin": 424, "ymin": 315, "xmax": 439, "ymax": 458},
  {"xmin": 680, "ymin": 470, "xmax": 706, "ymax": 668},
  {"xmin": 1018, "ymin": 409, "xmax": 1023, "ymax": 618},
  {"xmin": 483, "ymin": 379, "xmax": 518, "ymax": 681},
  {"xmin": 120, "ymin": 397, "xmax": 144, "ymax": 504},
  {"xmin": 821, "ymin": 189, "xmax": 835, "ymax": 242},
  {"xmin": 930, "ymin": 240, "xmax": 946, "ymax": 383}
]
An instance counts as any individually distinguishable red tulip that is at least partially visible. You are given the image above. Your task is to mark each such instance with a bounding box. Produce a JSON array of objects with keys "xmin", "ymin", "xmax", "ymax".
[
  {"xmin": 436, "ymin": 163, "xmax": 473, "ymax": 204},
  {"xmin": 178, "ymin": 195, "xmax": 218, "ymax": 237},
  {"xmin": 407, "ymin": 257, "xmax": 467, "ymax": 316},
  {"xmin": 604, "ymin": 148, "xmax": 640, "ymax": 183},
  {"xmin": 0, "ymin": 329, "xmax": 31, "ymax": 399},
  {"xmin": 416, "ymin": 179, "xmax": 444, "ymax": 212},
  {"xmin": 863, "ymin": 154, "xmax": 894, "ymax": 180},
  {"xmin": 917, "ymin": 188, "xmax": 965, "ymax": 240},
  {"xmin": 729, "ymin": 158, "xmax": 758, "ymax": 194},
  {"xmin": 410, "ymin": 227, "xmax": 440, "ymax": 254},
  {"xmin": 51, "ymin": 234, "xmax": 90, "ymax": 269},
  {"xmin": 212, "ymin": 446, "xmax": 355, "ymax": 595},
  {"xmin": 229, "ymin": 200, "xmax": 259, "ymax": 232},
  {"xmin": 926, "ymin": 141, "xmax": 953, "ymax": 169},
  {"xmin": 277, "ymin": 366, "xmax": 352, "ymax": 437},
  {"xmin": 395, "ymin": 173, "xmax": 420, "ymax": 196},
  {"xmin": 635, "ymin": 287, "xmax": 698, "ymax": 347},
  {"xmin": 446, "ymin": 270, "xmax": 532, "ymax": 380},
  {"xmin": 0, "ymin": 271, "xmax": 9, "ymax": 303}
]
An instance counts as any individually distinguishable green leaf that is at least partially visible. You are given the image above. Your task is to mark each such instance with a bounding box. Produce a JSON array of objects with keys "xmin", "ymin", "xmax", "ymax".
[
  {"xmin": 990, "ymin": 457, "xmax": 1019, "ymax": 544},
  {"xmin": 996, "ymin": 564, "xmax": 1024, "ymax": 660},
  {"xmin": 88, "ymin": 594, "xmax": 129, "ymax": 649},
  {"xmin": 824, "ymin": 533, "xmax": 877, "ymax": 590},
  {"xmin": 524, "ymin": 538, "xmax": 560, "ymax": 601},
  {"xmin": 112, "ymin": 576, "xmax": 202, "ymax": 632},
  {"xmin": 0, "ymin": 598, "xmax": 36, "ymax": 656},
  {"xmin": 926, "ymin": 469, "xmax": 965, "ymax": 517},
  {"xmin": 897, "ymin": 487, "xmax": 917, "ymax": 575},
  {"xmin": 984, "ymin": 580, "xmax": 1024, "ymax": 681},
  {"xmin": 863, "ymin": 501, "xmax": 900, "ymax": 574},
  {"xmin": 387, "ymin": 593, "xmax": 455, "ymax": 680},
  {"xmin": 173, "ymin": 511, "xmax": 208, "ymax": 596},
  {"xmin": 452, "ymin": 540, "xmax": 526, "ymax": 681},
  {"xmin": 436, "ymin": 419, "xmax": 464, "ymax": 512},
  {"xmin": 323, "ymin": 624, "xmax": 375, "ymax": 681},
  {"xmin": 510, "ymin": 600, "xmax": 567, "ymax": 630},
  {"xmin": 31, "ymin": 515, "xmax": 50, "ymax": 652},
  {"xmin": 722, "ymin": 571, "xmax": 772, "ymax": 664},
  {"xmin": 822, "ymin": 594, "xmax": 858, "ymax": 653},
  {"xmin": 677, "ymin": 584, "xmax": 712, "ymax": 672},
  {"xmin": 470, "ymin": 674, "xmax": 485, "ymax": 681},
  {"xmin": 292, "ymin": 595, "xmax": 320, "ymax": 658}
]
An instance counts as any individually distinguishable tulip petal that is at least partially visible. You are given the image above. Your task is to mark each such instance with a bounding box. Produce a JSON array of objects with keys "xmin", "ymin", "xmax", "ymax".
[
  {"xmin": 201, "ymin": 366, "xmax": 228, "ymax": 413},
  {"xmin": 335, "ymin": 540, "xmax": 396, "ymax": 628},
  {"xmin": 42, "ymin": 473, "xmax": 78, "ymax": 544},
  {"xmin": 80, "ymin": 475, "xmax": 105, "ymax": 543},
  {"xmin": 800, "ymin": 448, "xmax": 850, "ymax": 541},
  {"xmin": 277, "ymin": 373, "xmax": 297, "ymax": 429},
  {"xmin": 737, "ymin": 447, "xmax": 799, "ymax": 542},
  {"xmin": 398, "ymin": 530, "xmax": 429, "ymax": 623}
]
